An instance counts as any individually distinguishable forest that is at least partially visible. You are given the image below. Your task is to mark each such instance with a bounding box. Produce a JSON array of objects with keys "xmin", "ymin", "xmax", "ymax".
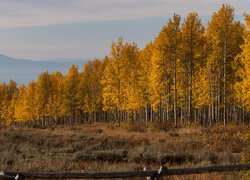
[{"xmin": 0, "ymin": 4, "xmax": 250, "ymax": 127}]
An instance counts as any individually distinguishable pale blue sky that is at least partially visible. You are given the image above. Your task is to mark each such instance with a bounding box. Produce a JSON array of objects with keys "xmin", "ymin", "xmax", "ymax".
[{"xmin": 0, "ymin": 0, "xmax": 249, "ymax": 60}]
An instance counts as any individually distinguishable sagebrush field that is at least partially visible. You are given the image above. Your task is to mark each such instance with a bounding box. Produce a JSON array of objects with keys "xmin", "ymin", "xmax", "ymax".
[{"xmin": 0, "ymin": 123, "xmax": 249, "ymax": 179}]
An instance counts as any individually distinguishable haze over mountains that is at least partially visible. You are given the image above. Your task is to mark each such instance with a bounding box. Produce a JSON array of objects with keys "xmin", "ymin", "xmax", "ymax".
[{"xmin": 0, "ymin": 54, "xmax": 87, "ymax": 85}]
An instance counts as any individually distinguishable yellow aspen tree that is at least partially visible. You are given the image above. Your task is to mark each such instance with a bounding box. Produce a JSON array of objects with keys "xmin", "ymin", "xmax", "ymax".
[
  {"xmin": 181, "ymin": 12, "xmax": 205, "ymax": 122},
  {"xmin": 0, "ymin": 83, "xmax": 6, "ymax": 124},
  {"xmin": 206, "ymin": 4, "xmax": 244, "ymax": 125},
  {"xmin": 24, "ymin": 81, "xmax": 36, "ymax": 123},
  {"xmin": 77, "ymin": 60, "xmax": 103, "ymax": 122},
  {"xmin": 102, "ymin": 38, "xmax": 142, "ymax": 123},
  {"xmin": 63, "ymin": 65, "xmax": 79, "ymax": 124},
  {"xmin": 1, "ymin": 80, "xmax": 17, "ymax": 124},
  {"xmin": 138, "ymin": 42, "xmax": 154, "ymax": 122},
  {"xmin": 13, "ymin": 85, "xmax": 27, "ymax": 123},
  {"xmin": 34, "ymin": 71, "xmax": 52, "ymax": 127},
  {"xmin": 102, "ymin": 37, "xmax": 126, "ymax": 125},
  {"xmin": 150, "ymin": 14, "xmax": 181, "ymax": 124},
  {"xmin": 121, "ymin": 42, "xmax": 141, "ymax": 112},
  {"xmin": 235, "ymin": 14, "xmax": 250, "ymax": 113},
  {"xmin": 48, "ymin": 72, "xmax": 64, "ymax": 124}
]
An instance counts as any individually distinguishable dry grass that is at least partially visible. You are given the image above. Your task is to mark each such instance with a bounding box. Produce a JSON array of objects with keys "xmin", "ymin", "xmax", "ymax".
[{"xmin": 0, "ymin": 123, "xmax": 249, "ymax": 179}]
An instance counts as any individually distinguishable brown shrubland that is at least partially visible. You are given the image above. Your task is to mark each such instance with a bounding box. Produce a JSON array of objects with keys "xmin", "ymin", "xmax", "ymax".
[{"xmin": 0, "ymin": 123, "xmax": 249, "ymax": 179}]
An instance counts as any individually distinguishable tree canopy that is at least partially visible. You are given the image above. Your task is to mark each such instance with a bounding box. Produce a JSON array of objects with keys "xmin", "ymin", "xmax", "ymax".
[{"xmin": 0, "ymin": 4, "xmax": 249, "ymax": 127}]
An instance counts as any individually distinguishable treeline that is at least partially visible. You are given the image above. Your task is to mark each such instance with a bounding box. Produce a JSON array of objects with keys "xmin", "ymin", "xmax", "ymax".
[{"xmin": 1, "ymin": 4, "xmax": 250, "ymax": 127}]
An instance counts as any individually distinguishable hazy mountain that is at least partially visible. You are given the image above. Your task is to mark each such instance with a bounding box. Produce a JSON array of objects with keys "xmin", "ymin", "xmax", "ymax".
[{"xmin": 0, "ymin": 54, "xmax": 87, "ymax": 85}]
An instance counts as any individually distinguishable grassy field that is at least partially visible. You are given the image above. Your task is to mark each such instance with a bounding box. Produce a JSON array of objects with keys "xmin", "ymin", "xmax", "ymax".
[{"xmin": 0, "ymin": 122, "xmax": 249, "ymax": 179}]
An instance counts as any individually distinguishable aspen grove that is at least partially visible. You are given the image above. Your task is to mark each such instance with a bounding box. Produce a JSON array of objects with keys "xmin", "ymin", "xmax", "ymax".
[{"xmin": 1, "ymin": 5, "xmax": 250, "ymax": 127}]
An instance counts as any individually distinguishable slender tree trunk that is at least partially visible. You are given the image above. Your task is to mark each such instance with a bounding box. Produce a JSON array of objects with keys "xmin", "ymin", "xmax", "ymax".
[
  {"xmin": 188, "ymin": 34, "xmax": 193, "ymax": 123},
  {"xmin": 223, "ymin": 39, "xmax": 227, "ymax": 127},
  {"xmin": 42, "ymin": 116, "xmax": 44, "ymax": 127},
  {"xmin": 217, "ymin": 69, "xmax": 221, "ymax": 124},
  {"xmin": 174, "ymin": 50, "xmax": 177, "ymax": 126}
]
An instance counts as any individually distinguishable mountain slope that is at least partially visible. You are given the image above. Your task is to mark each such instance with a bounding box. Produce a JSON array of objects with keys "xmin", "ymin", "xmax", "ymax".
[{"xmin": 0, "ymin": 54, "xmax": 87, "ymax": 85}]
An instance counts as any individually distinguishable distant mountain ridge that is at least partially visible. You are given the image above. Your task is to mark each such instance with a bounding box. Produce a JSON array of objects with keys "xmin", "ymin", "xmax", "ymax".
[{"xmin": 0, "ymin": 54, "xmax": 87, "ymax": 85}]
